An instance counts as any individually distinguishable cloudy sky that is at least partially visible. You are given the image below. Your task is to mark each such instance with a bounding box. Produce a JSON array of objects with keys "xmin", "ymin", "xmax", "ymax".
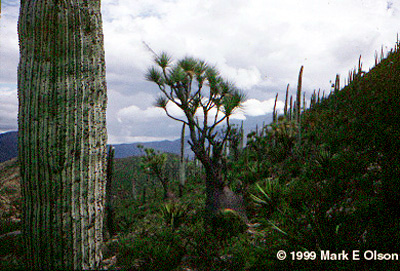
[{"xmin": 1, "ymin": 0, "xmax": 399, "ymax": 144}]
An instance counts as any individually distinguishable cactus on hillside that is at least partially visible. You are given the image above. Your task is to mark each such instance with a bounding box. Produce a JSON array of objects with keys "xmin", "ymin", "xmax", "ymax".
[
  {"xmin": 273, "ymin": 93, "xmax": 278, "ymax": 123},
  {"xmin": 105, "ymin": 146, "xmax": 115, "ymax": 239},
  {"xmin": 17, "ymin": 1, "xmax": 108, "ymax": 269},
  {"xmin": 284, "ymin": 84, "xmax": 289, "ymax": 117},
  {"xmin": 334, "ymin": 74, "xmax": 340, "ymax": 93},
  {"xmin": 296, "ymin": 66, "xmax": 304, "ymax": 145},
  {"xmin": 296, "ymin": 66, "xmax": 304, "ymax": 123},
  {"xmin": 179, "ymin": 123, "xmax": 186, "ymax": 197}
]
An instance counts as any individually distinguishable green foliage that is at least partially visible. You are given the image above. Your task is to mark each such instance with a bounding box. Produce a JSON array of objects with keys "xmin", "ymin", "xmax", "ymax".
[
  {"xmin": 159, "ymin": 202, "xmax": 187, "ymax": 229},
  {"xmin": 117, "ymin": 228, "xmax": 185, "ymax": 271},
  {"xmin": 250, "ymin": 178, "xmax": 283, "ymax": 216},
  {"xmin": 137, "ymin": 145, "xmax": 180, "ymax": 199},
  {"xmin": 212, "ymin": 209, "xmax": 248, "ymax": 242},
  {"xmin": 5, "ymin": 41, "xmax": 400, "ymax": 270}
]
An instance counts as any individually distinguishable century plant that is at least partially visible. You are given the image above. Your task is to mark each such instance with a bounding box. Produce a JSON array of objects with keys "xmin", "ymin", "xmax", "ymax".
[
  {"xmin": 159, "ymin": 202, "xmax": 187, "ymax": 229},
  {"xmin": 17, "ymin": 1, "xmax": 108, "ymax": 269},
  {"xmin": 146, "ymin": 52, "xmax": 246, "ymax": 224}
]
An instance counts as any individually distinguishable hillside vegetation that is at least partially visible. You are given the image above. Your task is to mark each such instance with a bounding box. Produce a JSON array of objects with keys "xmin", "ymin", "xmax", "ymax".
[
  {"xmin": 1, "ymin": 41, "xmax": 399, "ymax": 270},
  {"xmin": 105, "ymin": 41, "xmax": 400, "ymax": 270}
]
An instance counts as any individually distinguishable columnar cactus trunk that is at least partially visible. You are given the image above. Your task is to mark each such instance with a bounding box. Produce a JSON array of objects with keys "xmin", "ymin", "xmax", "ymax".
[
  {"xmin": 296, "ymin": 66, "xmax": 304, "ymax": 122},
  {"xmin": 17, "ymin": 1, "xmax": 108, "ymax": 269},
  {"xmin": 284, "ymin": 84, "xmax": 289, "ymax": 117},
  {"xmin": 105, "ymin": 146, "xmax": 115, "ymax": 239},
  {"xmin": 296, "ymin": 66, "xmax": 303, "ymax": 145},
  {"xmin": 272, "ymin": 93, "xmax": 278, "ymax": 123},
  {"xmin": 179, "ymin": 123, "xmax": 186, "ymax": 197}
]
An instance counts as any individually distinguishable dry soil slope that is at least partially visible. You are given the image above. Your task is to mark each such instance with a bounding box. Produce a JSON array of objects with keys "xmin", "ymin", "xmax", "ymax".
[{"xmin": 0, "ymin": 158, "xmax": 21, "ymax": 222}]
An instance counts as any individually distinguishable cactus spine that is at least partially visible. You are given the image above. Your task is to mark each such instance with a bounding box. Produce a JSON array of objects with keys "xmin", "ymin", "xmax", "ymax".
[{"xmin": 17, "ymin": 1, "xmax": 108, "ymax": 269}]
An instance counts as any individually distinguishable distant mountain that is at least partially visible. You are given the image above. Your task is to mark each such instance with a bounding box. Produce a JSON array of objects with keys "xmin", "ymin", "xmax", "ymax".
[
  {"xmin": 0, "ymin": 131, "xmax": 193, "ymax": 162},
  {"xmin": 0, "ymin": 113, "xmax": 272, "ymax": 162},
  {"xmin": 112, "ymin": 138, "xmax": 193, "ymax": 159},
  {"xmin": 0, "ymin": 131, "xmax": 18, "ymax": 163}
]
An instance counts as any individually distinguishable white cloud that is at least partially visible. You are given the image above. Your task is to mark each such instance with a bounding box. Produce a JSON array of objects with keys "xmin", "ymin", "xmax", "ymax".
[
  {"xmin": 108, "ymin": 134, "xmax": 178, "ymax": 144},
  {"xmin": 117, "ymin": 104, "xmax": 164, "ymax": 123},
  {"xmin": 0, "ymin": 87, "xmax": 18, "ymax": 131},
  {"xmin": 243, "ymin": 98, "xmax": 285, "ymax": 117},
  {"xmin": 1, "ymin": 0, "xmax": 400, "ymax": 142}
]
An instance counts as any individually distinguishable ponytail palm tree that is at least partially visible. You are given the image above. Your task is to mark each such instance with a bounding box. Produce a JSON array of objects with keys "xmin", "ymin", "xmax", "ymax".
[{"xmin": 146, "ymin": 53, "xmax": 246, "ymax": 222}]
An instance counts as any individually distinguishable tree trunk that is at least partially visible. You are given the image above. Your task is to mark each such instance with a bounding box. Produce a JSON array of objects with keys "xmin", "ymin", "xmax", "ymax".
[
  {"xmin": 18, "ymin": 1, "xmax": 108, "ymax": 269},
  {"xmin": 204, "ymin": 168, "xmax": 225, "ymax": 219},
  {"xmin": 196, "ymin": 149, "xmax": 225, "ymax": 225}
]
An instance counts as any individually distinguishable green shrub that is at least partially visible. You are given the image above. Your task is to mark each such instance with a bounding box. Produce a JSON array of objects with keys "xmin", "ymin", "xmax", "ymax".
[
  {"xmin": 159, "ymin": 202, "xmax": 187, "ymax": 229},
  {"xmin": 117, "ymin": 228, "xmax": 185, "ymax": 271}
]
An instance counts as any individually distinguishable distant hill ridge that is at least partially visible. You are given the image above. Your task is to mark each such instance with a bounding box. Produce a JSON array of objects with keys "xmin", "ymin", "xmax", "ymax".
[
  {"xmin": 0, "ymin": 131, "xmax": 18, "ymax": 163},
  {"xmin": 0, "ymin": 131, "xmax": 193, "ymax": 163}
]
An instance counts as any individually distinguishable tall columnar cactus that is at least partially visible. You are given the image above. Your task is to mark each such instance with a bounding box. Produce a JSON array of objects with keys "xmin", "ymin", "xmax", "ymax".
[
  {"xmin": 296, "ymin": 66, "xmax": 304, "ymax": 145},
  {"xmin": 179, "ymin": 123, "xmax": 186, "ymax": 197},
  {"xmin": 273, "ymin": 93, "xmax": 278, "ymax": 123},
  {"xmin": 296, "ymin": 66, "xmax": 304, "ymax": 123},
  {"xmin": 334, "ymin": 74, "xmax": 340, "ymax": 93},
  {"xmin": 310, "ymin": 89, "xmax": 316, "ymax": 108},
  {"xmin": 239, "ymin": 121, "xmax": 244, "ymax": 150},
  {"xmin": 105, "ymin": 146, "xmax": 115, "ymax": 239},
  {"xmin": 284, "ymin": 84, "xmax": 289, "ymax": 117},
  {"xmin": 17, "ymin": 1, "xmax": 108, "ymax": 269}
]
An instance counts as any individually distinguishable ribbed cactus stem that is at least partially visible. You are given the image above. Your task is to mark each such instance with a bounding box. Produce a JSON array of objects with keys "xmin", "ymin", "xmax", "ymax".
[
  {"xmin": 296, "ymin": 66, "xmax": 304, "ymax": 145},
  {"xmin": 273, "ymin": 93, "xmax": 278, "ymax": 123},
  {"xmin": 105, "ymin": 146, "xmax": 115, "ymax": 239},
  {"xmin": 239, "ymin": 121, "xmax": 244, "ymax": 149},
  {"xmin": 289, "ymin": 95, "xmax": 293, "ymax": 121},
  {"xmin": 179, "ymin": 123, "xmax": 186, "ymax": 197},
  {"xmin": 18, "ymin": 1, "xmax": 107, "ymax": 269},
  {"xmin": 311, "ymin": 89, "xmax": 316, "ymax": 108},
  {"xmin": 296, "ymin": 66, "xmax": 304, "ymax": 123},
  {"xmin": 334, "ymin": 74, "xmax": 340, "ymax": 92},
  {"xmin": 284, "ymin": 84, "xmax": 289, "ymax": 117}
]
